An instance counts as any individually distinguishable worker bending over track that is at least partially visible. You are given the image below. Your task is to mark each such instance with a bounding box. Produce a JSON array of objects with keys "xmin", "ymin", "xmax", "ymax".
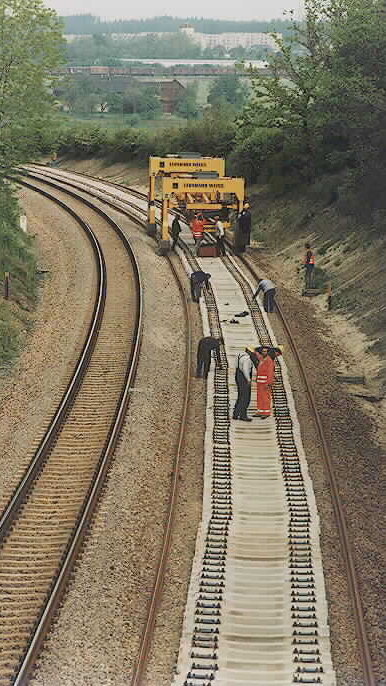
[
  {"xmin": 190, "ymin": 271, "xmax": 211, "ymax": 303},
  {"xmin": 196, "ymin": 336, "xmax": 223, "ymax": 379},
  {"xmin": 252, "ymin": 278, "xmax": 276, "ymax": 313}
]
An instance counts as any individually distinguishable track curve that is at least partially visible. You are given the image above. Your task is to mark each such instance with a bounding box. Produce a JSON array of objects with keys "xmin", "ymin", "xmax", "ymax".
[{"xmin": 1, "ymin": 177, "xmax": 142, "ymax": 686}]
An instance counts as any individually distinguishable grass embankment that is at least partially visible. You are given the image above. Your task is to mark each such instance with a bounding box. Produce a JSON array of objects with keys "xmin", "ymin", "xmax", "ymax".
[
  {"xmin": 250, "ymin": 175, "xmax": 386, "ymax": 383},
  {"xmin": 0, "ymin": 184, "xmax": 37, "ymax": 371}
]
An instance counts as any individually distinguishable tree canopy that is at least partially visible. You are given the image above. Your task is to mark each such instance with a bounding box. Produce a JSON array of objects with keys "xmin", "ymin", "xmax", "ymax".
[
  {"xmin": 236, "ymin": 0, "xmax": 386, "ymax": 201},
  {"xmin": 0, "ymin": 0, "xmax": 64, "ymax": 177},
  {"xmin": 208, "ymin": 74, "xmax": 247, "ymax": 108}
]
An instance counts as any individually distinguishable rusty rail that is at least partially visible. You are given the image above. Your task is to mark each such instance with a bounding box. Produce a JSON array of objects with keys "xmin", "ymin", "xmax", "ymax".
[{"xmin": 9, "ymin": 176, "xmax": 143, "ymax": 685}]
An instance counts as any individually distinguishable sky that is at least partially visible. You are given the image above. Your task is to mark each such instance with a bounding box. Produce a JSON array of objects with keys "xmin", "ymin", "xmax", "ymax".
[{"xmin": 44, "ymin": 0, "xmax": 303, "ymax": 22}]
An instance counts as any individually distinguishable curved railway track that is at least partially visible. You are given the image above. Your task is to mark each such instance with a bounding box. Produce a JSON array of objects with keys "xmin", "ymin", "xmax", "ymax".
[
  {"xmin": 12, "ymin": 169, "xmax": 194, "ymax": 686},
  {"xmin": 0, "ymin": 178, "xmax": 143, "ymax": 685},
  {"xmin": 21, "ymin": 166, "xmax": 376, "ymax": 686}
]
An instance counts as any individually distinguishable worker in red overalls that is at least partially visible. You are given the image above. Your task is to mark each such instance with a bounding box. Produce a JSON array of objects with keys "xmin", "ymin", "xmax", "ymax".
[
  {"xmin": 190, "ymin": 213, "xmax": 205, "ymax": 256},
  {"xmin": 253, "ymin": 346, "xmax": 276, "ymax": 419}
]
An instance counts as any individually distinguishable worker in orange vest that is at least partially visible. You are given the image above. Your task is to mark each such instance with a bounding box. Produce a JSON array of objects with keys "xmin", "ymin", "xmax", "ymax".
[
  {"xmin": 190, "ymin": 213, "xmax": 205, "ymax": 256},
  {"xmin": 253, "ymin": 346, "xmax": 276, "ymax": 419},
  {"xmin": 303, "ymin": 243, "xmax": 316, "ymax": 288}
]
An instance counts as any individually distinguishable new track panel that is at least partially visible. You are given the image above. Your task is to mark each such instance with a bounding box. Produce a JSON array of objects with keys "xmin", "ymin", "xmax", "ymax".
[{"xmin": 173, "ymin": 248, "xmax": 336, "ymax": 686}]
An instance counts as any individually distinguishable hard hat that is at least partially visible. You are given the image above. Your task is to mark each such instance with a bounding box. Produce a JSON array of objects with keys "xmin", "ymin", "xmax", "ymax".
[{"xmin": 244, "ymin": 202, "xmax": 250, "ymax": 209}]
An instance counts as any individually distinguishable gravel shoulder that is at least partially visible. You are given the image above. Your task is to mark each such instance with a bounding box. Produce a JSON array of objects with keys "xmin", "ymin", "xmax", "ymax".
[
  {"xmin": 29, "ymin": 203, "xmax": 204, "ymax": 686},
  {"xmin": 0, "ymin": 188, "xmax": 96, "ymax": 513},
  {"xmin": 247, "ymin": 250, "xmax": 385, "ymax": 685}
]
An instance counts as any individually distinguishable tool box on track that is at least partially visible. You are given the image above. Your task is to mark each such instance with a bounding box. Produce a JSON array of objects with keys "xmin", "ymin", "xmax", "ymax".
[{"xmin": 198, "ymin": 243, "xmax": 219, "ymax": 257}]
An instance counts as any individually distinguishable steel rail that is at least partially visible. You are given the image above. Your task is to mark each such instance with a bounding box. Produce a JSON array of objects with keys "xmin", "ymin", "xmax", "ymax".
[
  {"xmin": 129, "ymin": 256, "xmax": 192, "ymax": 686},
  {"xmin": 232, "ymin": 250, "xmax": 376, "ymax": 686},
  {"xmin": 9, "ymin": 176, "xmax": 143, "ymax": 686},
  {"xmin": 27, "ymin": 168, "xmax": 375, "ymax": 685},
  {"xmin": 21, "ymin": 169, "xmax": 192, "ymax": 686},
  {"xmin": 0, "ymin": 179, "xmax": 107, "ymax": 542}
]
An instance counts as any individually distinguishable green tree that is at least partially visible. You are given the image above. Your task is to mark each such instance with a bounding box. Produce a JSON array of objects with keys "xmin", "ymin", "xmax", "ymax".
[
  {"xmin": 0, "ymin": 0, "xmax": 64, "ymax": 176},
  {"xmin": 208, "ymin": 74, "xmax": 247, "ymax": 108},
  {"xmin": 176, "ymin": 83, "xmax": 200, "ymax": 119},
  {"xmin": 122, "ymin": 84, "xmax": 161, "ymax": 118},
  {"xmin": 237, "ymin": 0, "xmax": 386, "ymax": 190}
]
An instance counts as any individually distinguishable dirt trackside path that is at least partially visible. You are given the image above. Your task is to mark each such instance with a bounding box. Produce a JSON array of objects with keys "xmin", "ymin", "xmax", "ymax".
[{"xmin": 249, "ymin": 248, "xmax": 385, "ymax": 685}]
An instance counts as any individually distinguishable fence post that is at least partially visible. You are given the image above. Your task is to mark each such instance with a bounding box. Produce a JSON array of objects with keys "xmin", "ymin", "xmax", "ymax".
[
  {"xmin": 4, "ymin": 272, "xmax": 10, "ymax": 300},
  {"xmin": 327, "ymin": 282, "xmax": 332, "ymax": 311}
]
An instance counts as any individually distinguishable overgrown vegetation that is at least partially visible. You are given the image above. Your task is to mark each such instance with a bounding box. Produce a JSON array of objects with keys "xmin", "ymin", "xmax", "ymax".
[
  {"xmin": 233, "ymin": 0, "xmax": 386, "ymax": 221},
  {"xmin": 0, "ymin": 0, "xmax": 63, "ymax": 364},
  {"xmin": 41, "ymin": 107, "xmax": 237, "ymax": 161}
]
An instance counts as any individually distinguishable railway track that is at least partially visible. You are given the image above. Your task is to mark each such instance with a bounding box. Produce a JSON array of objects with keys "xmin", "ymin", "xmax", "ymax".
[
  {"xmin": 21, "ymin": 167, "xmax": 375, "ymax": 686},
  {"xmin": 0, "ymin": 178, "xmax": 142, "ymax": 685},
  {"xmin": 13, "ymin": 168, "xmax": 194, "ymax": 686}
]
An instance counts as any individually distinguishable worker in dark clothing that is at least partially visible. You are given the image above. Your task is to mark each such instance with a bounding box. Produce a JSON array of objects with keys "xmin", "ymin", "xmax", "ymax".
[
  {"xmin": 190, "ymin": 270, "xmax": 211, "ymax": 303},
  {"xmin": 170, "ymin": 215, "xmax": 182, "ymax": 251},
  {"xmin": 235, "ymin": 204, "xmax": 252, "ymax": 252},
  {"xmin": 255, "ymin": 345, "xmax": 283, "ymax": 360},
  {"xmin": 252, "ymin": 278, "xmax": 276, "ymax": 313},
  {"xmin": 303, "ymin": 243, "xmax": 316, "ymax": 288},
  {"xmin": 196, "ymin": 336, "xmax": 224, "ymax": 378},
  {"xmin": 233, "ymin": 348, "xmax": 254, "ymax": 421}
]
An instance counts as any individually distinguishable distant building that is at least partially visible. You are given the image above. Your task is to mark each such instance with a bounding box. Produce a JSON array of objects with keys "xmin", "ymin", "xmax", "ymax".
[
  {"xmin": 180, "ymin": 25, "xmax": 281, "ymax": 51},
  {"xmin": 69, "ymin": 25, "xmax": 282, "ymax": 53},
  {"xmin": 139, "ymin": 78, "xmax": 185, "ymax": 113}
]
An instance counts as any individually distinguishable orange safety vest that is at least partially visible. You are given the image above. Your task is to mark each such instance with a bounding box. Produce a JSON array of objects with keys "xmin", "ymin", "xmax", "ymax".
[
  {"xmin": 191, "ymin": 219, "xmax": 205, "ymax": 239},
  {"xmin": 256, "ymin": 356, "xmax": 275, "ymax": 386},
  {"xmin": 304, "ymin": 250, "xmax": 315, "ymax": 265}
]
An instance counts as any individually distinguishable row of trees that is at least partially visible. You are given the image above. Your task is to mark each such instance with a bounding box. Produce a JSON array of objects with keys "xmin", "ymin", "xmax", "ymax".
[
  {"xmin": 55, "ymin": 73, "xmax": 247, "ymax": 121},
  {"xmin": 233, "ymin": 0, "xmax": 386, "ymax": 211},
  {"xmin": 65, "ymin": 33, "xmax": 273, "ymax": 65},
  {"xmin": 62, "ymin": 14, "xmax": 292, "ymax": 36}
]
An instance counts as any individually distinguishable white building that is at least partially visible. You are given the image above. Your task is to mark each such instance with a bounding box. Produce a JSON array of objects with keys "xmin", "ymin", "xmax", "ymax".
[
  {"xmin": 180, "ymin": 25, "xmax": 281, "ymax": 51},
  {"xmin": 66, "ymin": 26, "xmax": 282, "ymax": 52}
]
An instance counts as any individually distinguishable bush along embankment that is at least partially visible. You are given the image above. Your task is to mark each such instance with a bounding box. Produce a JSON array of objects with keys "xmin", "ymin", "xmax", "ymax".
[
  {"xmin": 41, "ymin": 106, "xmax": 237, "ymax": 163},
  {"xmin": 0, "ymin": 182, "xmax": 38, "ymax": 370}
]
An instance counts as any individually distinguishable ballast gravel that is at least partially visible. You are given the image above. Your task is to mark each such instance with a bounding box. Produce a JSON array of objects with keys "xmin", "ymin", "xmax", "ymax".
[
  {"xmin": 11, "ymin": 173, "xmax": 383, "ymax": 686},
  {"xmin": 0, "ymin": 188, "xmax": 96, "ymax": 514},
  {"xmin": 29, "ymin": 199, "xmax": 205, "ymax": 686}
]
